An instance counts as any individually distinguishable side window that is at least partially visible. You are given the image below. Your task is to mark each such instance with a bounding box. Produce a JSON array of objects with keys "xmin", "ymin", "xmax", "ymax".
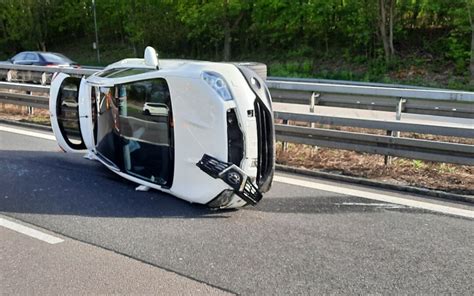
[
  {"xmin": 25, "ymin": 53, "xmax": 36, "ymax": 61},
  {"xmin": 117, "ymin": 79, "xmax": 174, "ymax": 187}
]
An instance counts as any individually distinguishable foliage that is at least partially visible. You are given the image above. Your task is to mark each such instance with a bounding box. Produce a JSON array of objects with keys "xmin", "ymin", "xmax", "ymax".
[{"xmin": 0, "ymin": 0, "xmax": 472, "ymax": 83}]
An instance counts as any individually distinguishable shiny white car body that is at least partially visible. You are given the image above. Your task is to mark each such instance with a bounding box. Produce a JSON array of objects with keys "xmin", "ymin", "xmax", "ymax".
[{"xmin": 49, "ymin": 48, "xmax": 274, "ymax": 208}]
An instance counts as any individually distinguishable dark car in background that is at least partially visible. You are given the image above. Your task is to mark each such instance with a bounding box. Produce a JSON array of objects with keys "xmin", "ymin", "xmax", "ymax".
[{"xmin": 6, "ymin": 51, "xmax": 79, "ymax": 67}]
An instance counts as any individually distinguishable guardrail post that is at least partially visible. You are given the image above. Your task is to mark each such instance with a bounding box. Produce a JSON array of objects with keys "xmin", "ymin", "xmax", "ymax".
[
  {"xmin": 309, "ymin": 92, "xmax": 320, "ymax": 129},
  {"xmin": 282, "ymin": 119, "xmax": 289, "ymax": 152},
  {"xmin": 6, "ymin": 70, "xmax": 12, "ymax": 82},
  {"xmin": 41, "ymin": 72, "xmax": 47, "ymax": 86},
  {"xmin": 26, "ymin": 90, "xmax": 33, "ymax": 115},
  {"xmin": 385, "ymin": 98, "xmax": 406, "ymax": 165},
  {"xmin": 309, "ymin": 92, "xmax": 321, "ymax": 156}
]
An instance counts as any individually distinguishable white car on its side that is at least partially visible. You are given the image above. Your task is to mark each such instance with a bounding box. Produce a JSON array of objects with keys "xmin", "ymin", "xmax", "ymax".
[{"xmin": 49, "ymin": 47, "xmax": 274, "ymax": 209}]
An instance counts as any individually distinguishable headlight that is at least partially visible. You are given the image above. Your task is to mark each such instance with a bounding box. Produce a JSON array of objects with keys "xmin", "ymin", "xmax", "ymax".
[{"xmin": 202, "ymin": 71, "xmax": 233, "ymax": 101}]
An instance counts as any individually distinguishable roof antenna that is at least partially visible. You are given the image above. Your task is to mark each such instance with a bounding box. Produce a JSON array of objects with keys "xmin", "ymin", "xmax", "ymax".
[{"xmin": 144, "ymin": 46, "xmax": 159, "ymax": 69}]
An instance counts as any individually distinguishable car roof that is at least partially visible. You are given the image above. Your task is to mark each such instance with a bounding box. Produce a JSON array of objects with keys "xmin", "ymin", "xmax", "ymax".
[{"xmin": 13, "ymin": 51, "xmax": 74, "ymax": 61}]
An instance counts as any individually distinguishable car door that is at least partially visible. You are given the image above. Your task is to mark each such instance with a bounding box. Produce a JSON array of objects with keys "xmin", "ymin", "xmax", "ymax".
[{"xmin": 50, "ymin": 72, "xmax": 94, "ymax": 152}]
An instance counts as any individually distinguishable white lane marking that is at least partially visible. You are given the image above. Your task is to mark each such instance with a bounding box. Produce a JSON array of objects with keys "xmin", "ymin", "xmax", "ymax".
[
  {"xmin": 336, "ymin": 202, "xmax": 406, "ymax": 209},
  {"xmin": 274, "ymin": 175, "xmax": 474, "ymax": 219},
  {"xmin": 0, "ymin": 125, "xmax": 56, "ymax": 141},
  {"xmin": 0, "ymin": 217, "xmax": 64, "ymax": 244}
]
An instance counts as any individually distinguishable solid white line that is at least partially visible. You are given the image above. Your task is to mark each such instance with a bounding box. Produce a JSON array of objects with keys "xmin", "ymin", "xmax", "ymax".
[
  {"xmin": 274, "ymin": 175, "xmax": 474, "ymax": 219},
  {"xmin": 336, "ymin": 202, "xmax": 406, "ymax": 208},
  {"xmin": 0, "ymin": 217, "xmax": 64, "ymax": 244},
  {"xmin": 0, "ymin": 125, "xmax": 56, "ymax": 141}
]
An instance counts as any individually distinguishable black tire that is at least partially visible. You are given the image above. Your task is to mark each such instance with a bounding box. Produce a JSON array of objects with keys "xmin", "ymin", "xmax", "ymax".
[{"xmin": 234, "ymin": 62, "xmax": 267, "ymax": 81}]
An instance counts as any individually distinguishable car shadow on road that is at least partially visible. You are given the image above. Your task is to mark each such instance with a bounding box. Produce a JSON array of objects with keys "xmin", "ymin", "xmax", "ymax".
[
  {"xmin": 0, "ymin": 150, "xmax": 236, "ymax": 219},
  {"xmin": 252, "ymin": 195, "xmax": 414, "ymax": 215}
]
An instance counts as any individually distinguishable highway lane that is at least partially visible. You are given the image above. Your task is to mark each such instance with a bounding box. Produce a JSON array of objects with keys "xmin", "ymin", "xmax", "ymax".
[
  {"xmin": 1, "ymin": 215, "xmax": 228, "ymax": 295},
  {"xmin": 1, "ymin": 124, "xmax": 473, "ymax": 295}
]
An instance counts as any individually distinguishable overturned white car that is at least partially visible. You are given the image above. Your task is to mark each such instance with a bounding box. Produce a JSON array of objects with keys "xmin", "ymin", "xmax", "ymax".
[{"xmin": 49, "ymin": 47, "xmax": 274, "ymax": 209}]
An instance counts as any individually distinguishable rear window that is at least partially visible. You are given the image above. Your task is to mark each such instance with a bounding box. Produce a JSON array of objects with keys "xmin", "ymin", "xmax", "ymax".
[{"xmin": 41, "ymin": 53, "xmax": 73, "ymax": 63}]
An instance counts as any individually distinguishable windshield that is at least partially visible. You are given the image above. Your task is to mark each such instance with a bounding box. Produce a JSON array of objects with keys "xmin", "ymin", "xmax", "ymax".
[
  {"xmin": 95, "ymin": 78, "xmax": 174, "ymax": 187},
  {"xmin": 96, "ymin": 68, "xmax": 155, "ymax": 78}
]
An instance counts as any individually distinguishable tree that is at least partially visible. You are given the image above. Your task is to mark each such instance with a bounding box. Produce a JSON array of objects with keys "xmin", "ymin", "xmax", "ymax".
[
  {"xmin": 378, "ymin": 0, "xmax": 396, "ymax": 63},
  {"xmin": 468, "ymin": 0, "xmax": 474, "ymax": 84},
  {"xmin": 1, "ymin": 0, "xmax": 35, "ymax": 51},
  {"xmin": 178, "ymin": 0, "xmax": 250, "ymax": 60}
]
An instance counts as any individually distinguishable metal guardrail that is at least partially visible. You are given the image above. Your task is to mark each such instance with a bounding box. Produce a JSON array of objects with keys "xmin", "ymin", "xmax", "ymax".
[
  {"xmin": 268, "ymin": 80, "xmax": 474, "ymax": 118},
  {"xmin": 276, "ymin": 124, "xmax": 473, "ymax": 165},
  {"xmin": 0, "ymin": 64, "xmax": 473, "ymax": 165}
]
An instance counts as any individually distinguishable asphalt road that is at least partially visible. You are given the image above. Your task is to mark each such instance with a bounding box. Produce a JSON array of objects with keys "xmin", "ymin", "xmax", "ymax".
[
  {"xmin": 1, "ymin": 124, "xmax": 473, "ymax": 295},
  {"xmin": 1, "ymin": 217, "xmax": 228, "ymax": 295}
]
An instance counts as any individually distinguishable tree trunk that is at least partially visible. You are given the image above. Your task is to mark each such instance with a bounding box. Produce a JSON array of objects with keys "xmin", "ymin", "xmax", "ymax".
[
  {"xmin": 39, "ymin": 41, "xmax": 46, "ymax": 52},
  {"xmin": 468, "ymin": 1, "xmax": 474, "ymax": 84},
  {"xmin": 379, "ymin": 0, "xmax": 390, "ymax": 63},
  {"xmin": 132, "ymin": 43, "xmax": 137, "ymax": 57},
  {"xmin": 222, "ymin": 0, "xmax": 231, "ymax": 61},
  {"xmin": 470, "ymin": 27, "xmax": 474, "ymax": 85},
  {"xmin": 223, "ymin": 22, "xmax": 231, "ymax": 61},
  {"xmin": 379, "ymin": 0, "xmax": 395, "ymax": 63},
  {"xmin": 389, "ymin": 0, "xmax": 395, "ymax": 56},
  {"xmin": 412, "ymin": 0, "xmax": 420, "ymax": 28},
  {"xmin": 222, "ymin": 1, "xmax": 246, "ymax": 61}
]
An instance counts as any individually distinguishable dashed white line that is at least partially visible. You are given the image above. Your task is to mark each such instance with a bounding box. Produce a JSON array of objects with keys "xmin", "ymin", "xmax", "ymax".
[
  {"xmin": 0, "ymin": 125, "xmax": 56, "ymax": 141},
  {"xmin": 275, "ymin": 175, "xmax": 474, "ymax": 219},
  {"xmin": 0, "ymin": 217, "xmax": 64, "ymax": 244}
]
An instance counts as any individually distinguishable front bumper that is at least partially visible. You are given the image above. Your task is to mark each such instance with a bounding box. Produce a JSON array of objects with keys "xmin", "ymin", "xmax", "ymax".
[
  {"xmin": 197, "ymin": 64, "xmax": 274, "ymax": 208},
  {"xmin": 197, "ymin": 154, "xmax": 262, "ymax": 206}
]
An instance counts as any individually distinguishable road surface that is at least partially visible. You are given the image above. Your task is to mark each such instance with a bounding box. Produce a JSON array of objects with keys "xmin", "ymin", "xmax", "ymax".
[{"xmin": 0, "ymin": 123, "xmax": 473, "ymax": 295}]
